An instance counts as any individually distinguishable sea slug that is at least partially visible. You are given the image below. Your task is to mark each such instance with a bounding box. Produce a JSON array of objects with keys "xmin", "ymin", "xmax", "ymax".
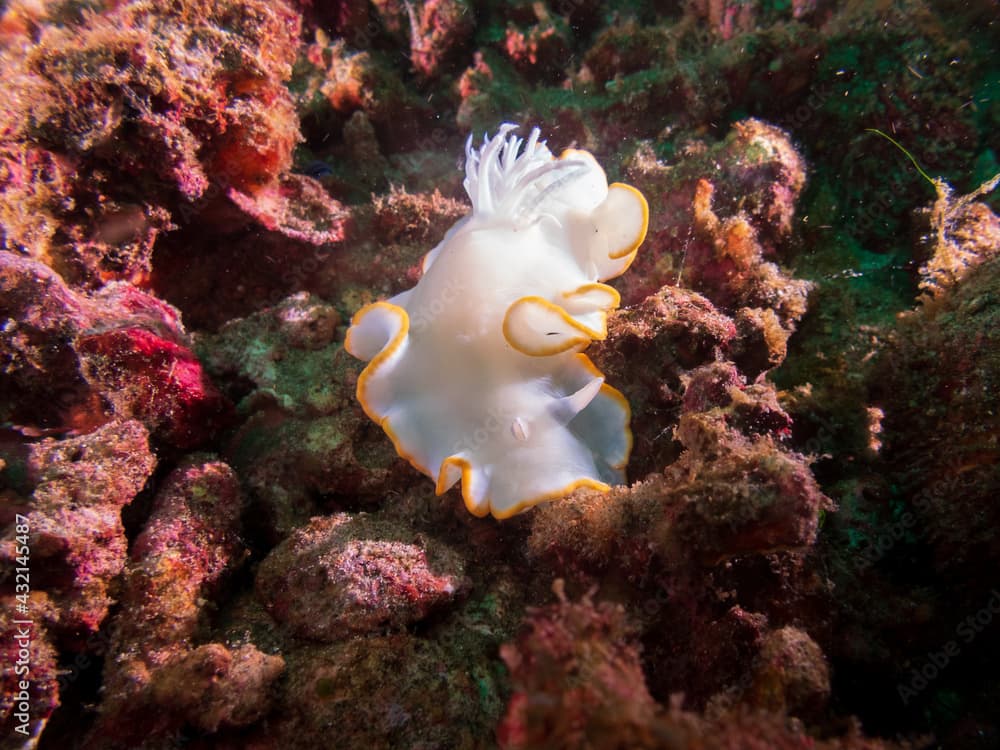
[{"xmin": 346, "ymin": 124, "xmax": 648, "ymax": 518}]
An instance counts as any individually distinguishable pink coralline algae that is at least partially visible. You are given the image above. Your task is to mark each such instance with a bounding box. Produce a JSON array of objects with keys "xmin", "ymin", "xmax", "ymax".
[
  {"xmin": 0, "ymin": 0, "xmax": 346, "ymax": 287},
  {"xmin": 0, "ymin": 251, "xmax": 228, "ymax": 447},
  {"xmin": 0, "ymin": 420, "xmax": 154, "ymax": 739},
  {"xmin": 0, "ymin": 420, "xmax": 155, "ymax": 644},
  {"xmin": 226, "ymin": 172, "xmax": 350, "ymax": 245},
  {"xmin": 0, "ymin": 421, "xmax": 156, "ymax": 740},
  {"xmin": 76, "ymin": 327, "xmax": 230, "ymax": 450},
  {"xmin": 256, "ymin": 512, "xmax": 470, "ymax": 640},
  {"xmin": 88, "ymin": 457, "xmax": 282, "ymax": 748},
  {"xmin": 497, "ymin": 587, "xmax": 884, "ymax": 750},
  {"xmin": 498, "ymin": 585, "xmax": 661, "ymax": 749}
]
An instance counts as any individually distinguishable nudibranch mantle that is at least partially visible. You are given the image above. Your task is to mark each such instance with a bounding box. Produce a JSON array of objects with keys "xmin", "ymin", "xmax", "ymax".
[{"xmin": 346, "ymin": 124, "xmax": 648, "ymax": 519}]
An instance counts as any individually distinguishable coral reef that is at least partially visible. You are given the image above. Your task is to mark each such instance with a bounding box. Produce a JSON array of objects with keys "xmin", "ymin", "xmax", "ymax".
[
  {"xmin": 256, "ymin": 512, "xmax": 469, "ymax": 640},
  {"xmin": 915, "ymin": 174, "xmax": 1000, "ymax": 298},
  {"xmin": 498, "ymin": 586, "xmax": 901, "ymax": 750},
  {"xmin": 0, "ymin": 0, "xmax": 346, "ymax": 289},
  {"xmin": 0, "ymin": 421, "xmax": 156, "ymax": 644},
  {"xmin": 0, "ymin": 251, "xmax": 228, "ymax": 447},
  {"xmin": 498, "ymin": 585, "xmax": 660, "ymax": 748},
  {"xmin": 87, "ymin": 457, "xmax": 281, "ymax": 748}
]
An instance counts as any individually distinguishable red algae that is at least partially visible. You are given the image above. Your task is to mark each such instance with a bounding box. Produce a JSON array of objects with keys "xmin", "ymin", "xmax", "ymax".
[
  {"xmin": 0, "ymin": 251, "xmax": 228, "ymax": 447},
  {"xmin": 256, "ymin": 512, "xmax": 469, "ymax": 640},
  {"xmin": 0, "ymin": 421, "xmax": 155, "ymax": 645},
  {"xmin": 497, "ymin": 586, "xmax": 905, "ymax": 750},
  {"xmin": 0, "ymin": 0, "xmax": 346, "ymax": 287},
  {"xmin": 87, "ymin": 457, "xmax": 282, "ymax": 748},
  {"xmin": 76, "ymin": 327, "xmax": 229, "ymax": 449},
  {"xmin": 498, "ymin": 584, "xmax": 661, "ymax": 749}
]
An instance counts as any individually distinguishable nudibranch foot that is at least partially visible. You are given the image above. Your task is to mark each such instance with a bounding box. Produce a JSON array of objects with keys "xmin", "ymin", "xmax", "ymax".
[{"xmin": 346, "ymin": 124, "xmax": 648, "ymax": 519}]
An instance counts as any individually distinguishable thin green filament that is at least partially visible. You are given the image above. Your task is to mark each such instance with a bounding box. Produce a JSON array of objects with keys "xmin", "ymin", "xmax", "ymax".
[{"xmin": 865, "ymin": 128, "xmax": 937, "ymax": 189}]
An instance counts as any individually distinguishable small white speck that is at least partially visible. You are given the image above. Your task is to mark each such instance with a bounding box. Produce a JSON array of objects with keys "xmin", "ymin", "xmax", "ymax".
[{"xmin": 511, "ymin": 418, "xmax": 529, "ymax": 441}]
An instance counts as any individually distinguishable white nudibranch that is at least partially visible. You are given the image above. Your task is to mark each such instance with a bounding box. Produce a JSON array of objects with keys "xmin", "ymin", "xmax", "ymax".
[{"xmin": 345, "ymin": 124, "xmax": 649, "ymax": 519}]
